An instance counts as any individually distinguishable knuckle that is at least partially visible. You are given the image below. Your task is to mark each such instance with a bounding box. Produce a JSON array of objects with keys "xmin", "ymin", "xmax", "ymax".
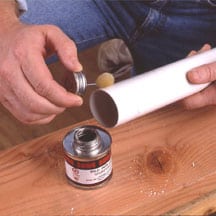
[
  {"xmin": 206, "ymin": 97, "xmax": 215, "ymax": 106},
  {"xmin": 37, "ymin": 116, "xmax": 56, "ymax": 124},
  {"xmin": 209, "ymin": 85, "xmax": 216, "ymax": 105},
  {"xmin": 13, "ymin": 110, "xmax": 35, "ymax": 124},
  {"xmin": 0, "ymin": 62, "xmax": 9, "ymax": 77},
  {"xmin": 25, "ymin": 100, "xmax": 39, "ymax": 113},
  {"xmin": 63, "ymin": 45, "xmax": 76, "ymax": 58},
  {"xmin": 12, "ymin": 31, "xmax": 29, "ymax": 59},
  {"xmin": 13, "ymin": 43, "xmax": 25, "ymax": 60},
  {"xmin": 45, "ymin": 24, "xmax": 62, "ymax": 34},
  {"xmin": 14, "ymin": 107, "xmax": 36, "ymax": 124},
  {"xmin": 18, "ymin": 111, "xmax": 46, "ymax": 125},
  {"xmin": 0, "ymin": 62, "xmax": 14, "ymax": 83},
  {"xmin": 205, "ymin": 64, "xmax": 215, "ymax": 81},
  {"xmin": 0, "ymin": 96, "xmax": 40, "ymax": 124},
  {"xmin": 34, "ymin": 80, "xmax": 52, "ymax": 97},
  {"xmin": 27, "ymin": 115, "xmax": 55, "ymax": 125},
  {"xmin": 20, "ymin": 111, "xmax": 47, "ymax": 125},
  {"xmin": 182, "ymin": 99, "xmax": 192, "ymax": 110},
  {"xmin": 21, "ymin": 116, "xmax": 35, "ymax": 124}
]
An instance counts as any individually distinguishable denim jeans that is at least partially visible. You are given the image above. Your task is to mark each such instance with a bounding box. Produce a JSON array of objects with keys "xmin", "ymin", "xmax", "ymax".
[{"xmin": 21, "ymin": 0, "xmax": 216, "ymax": 74}]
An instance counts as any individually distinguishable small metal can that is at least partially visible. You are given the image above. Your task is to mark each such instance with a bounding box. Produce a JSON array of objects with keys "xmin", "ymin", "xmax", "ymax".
[
  {"xmin": 63, "ymin": 125, "xmax": 112, "ymax": 189},
  {"xmin": 64, "ymin": 71, "xmax": 87, "ymax": 96}
]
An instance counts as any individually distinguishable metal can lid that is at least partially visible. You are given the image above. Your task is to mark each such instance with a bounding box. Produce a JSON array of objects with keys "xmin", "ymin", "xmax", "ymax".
[{"xmin": 64, "ymin": 71, "xmax": 87, "ymax": 96}]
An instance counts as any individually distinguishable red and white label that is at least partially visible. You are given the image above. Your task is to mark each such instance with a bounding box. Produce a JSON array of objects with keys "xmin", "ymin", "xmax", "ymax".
[{"xmin": 64, "ymin": 152, "xmax": 112, "ymax": 185}]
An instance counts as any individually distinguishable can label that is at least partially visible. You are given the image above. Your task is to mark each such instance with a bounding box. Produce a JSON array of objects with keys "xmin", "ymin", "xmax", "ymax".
[{"xmin": 65, "ymin": 152, "xmax": 112, "ymax": 185}]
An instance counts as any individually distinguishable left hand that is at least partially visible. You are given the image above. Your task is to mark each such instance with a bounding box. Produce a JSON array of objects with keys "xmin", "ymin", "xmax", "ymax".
[{"xmin": 182, "ymin": 44, "xmax": 216, "ymax": 109}]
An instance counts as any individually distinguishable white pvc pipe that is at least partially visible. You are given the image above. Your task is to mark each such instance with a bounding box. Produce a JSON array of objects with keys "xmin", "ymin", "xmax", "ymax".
[{"xmin": 90, "ymin": 48, "xmax": 216, "ymax": 128}]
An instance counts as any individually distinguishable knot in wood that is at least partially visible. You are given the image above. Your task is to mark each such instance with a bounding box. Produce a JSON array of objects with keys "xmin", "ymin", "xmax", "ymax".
[
  {"xmin": 204, "ymin": 207, "xmax": 216, "ymax": 216},
  {"xmin": 146, "ymin": 149, "xmax": 172, "ymax": 175}
]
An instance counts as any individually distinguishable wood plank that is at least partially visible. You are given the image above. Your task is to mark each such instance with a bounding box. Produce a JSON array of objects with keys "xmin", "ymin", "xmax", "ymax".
[
  {"xmin": 165, "ymin": 189, "xmax": 216, "ymax": 216},
  {"xmin": 0, "ymin": 104, "xmax": 216, "ymax": 215}
]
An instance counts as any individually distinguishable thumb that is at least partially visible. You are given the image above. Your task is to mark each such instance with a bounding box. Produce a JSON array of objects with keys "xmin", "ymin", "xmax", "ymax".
[
  {"xmin": 45, "ymin": 25, "xmax": 83, "ymax": 72},
  {"xmin": 187, "ymin": 62, "xmax": 216, "ymax": 84},
  {"xmin": 186, "ymin": 44, "xmax": 214, "ymax": 84}
]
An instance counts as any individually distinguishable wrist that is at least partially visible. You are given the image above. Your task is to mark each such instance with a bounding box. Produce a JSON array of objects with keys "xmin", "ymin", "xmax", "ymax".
[{"xmin": 0, "ymin": 0, "xmax": 20, "ymax": 33}]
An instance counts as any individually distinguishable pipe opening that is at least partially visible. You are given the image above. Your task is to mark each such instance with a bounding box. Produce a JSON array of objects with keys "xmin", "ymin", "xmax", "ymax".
[{"xmin": 90, "ymin": 90, "xmax": 118, "ymax": 128}]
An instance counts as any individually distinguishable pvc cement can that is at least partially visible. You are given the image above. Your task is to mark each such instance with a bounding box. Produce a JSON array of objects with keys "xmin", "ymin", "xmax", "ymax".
[{"xmin": 63, "ymin": 125, "xmax": 112, "ymax": 189}]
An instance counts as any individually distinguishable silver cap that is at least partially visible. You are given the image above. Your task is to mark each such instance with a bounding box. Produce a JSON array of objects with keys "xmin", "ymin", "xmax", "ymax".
[{"xmin": 64, "ymin": 71, "xmax": 87, "ymax": 96}]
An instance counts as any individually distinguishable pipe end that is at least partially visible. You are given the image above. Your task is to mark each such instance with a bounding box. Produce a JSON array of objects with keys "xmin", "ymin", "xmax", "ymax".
[{"xmin": 90, "ymin": 90, "xmax": 118, "ymax": 128}]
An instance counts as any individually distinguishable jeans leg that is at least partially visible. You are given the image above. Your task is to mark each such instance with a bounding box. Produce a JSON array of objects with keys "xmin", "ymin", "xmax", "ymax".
[
  {"xmin": 20, "ymin": 0, "xmax": 120, "ymax": 51},
  {"xmin": 127, "ymin": 0, "xmax": 216, "ymax": 73},
  {"xmin": 20, "ymin": 0, "xmax": 216, "ymax": 73},
  {"xmin": 20, "ymin": 0, "xmax": 147, "ymax": 64}
]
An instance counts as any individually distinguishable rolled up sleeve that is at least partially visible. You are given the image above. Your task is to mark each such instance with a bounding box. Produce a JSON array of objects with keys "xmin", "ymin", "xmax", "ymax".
[{"xmin": 16, "ymin": 0, "xmax": 28, "ymax": 14}]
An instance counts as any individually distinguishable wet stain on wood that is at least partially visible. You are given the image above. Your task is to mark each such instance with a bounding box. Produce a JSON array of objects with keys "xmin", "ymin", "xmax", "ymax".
[
  {"xmin": 204, "ymin": 208, "xmax": 216, "ymax": 216},
  {"xmin": 146, "ymin": 149, "xmax": 173, "ymax": 175}
]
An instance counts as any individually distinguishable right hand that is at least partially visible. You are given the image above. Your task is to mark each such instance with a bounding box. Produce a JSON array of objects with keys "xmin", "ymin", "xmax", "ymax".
[
  {"xmin": 182, "ymin": 44, "xmax": 216, "ymax": 110},
  {"xmin": 0, "ymin": 21, "xmax": 83, "ymax": 124}
]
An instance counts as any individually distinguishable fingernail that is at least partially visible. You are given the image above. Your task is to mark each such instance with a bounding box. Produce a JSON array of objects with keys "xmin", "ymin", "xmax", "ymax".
[
  {"xmin": 76, "ymin": 63, "xmax": 83, "ymax": 72},
  {"xmin": 71, "ymin": 57, "xmax": 83, "ymax": 72},
  {"xmin": 72, "ymin": 63, "xmax": 83, "ymax": 73},
  {"xmin": 202, "ymin": 43, "xmax": 211, "ymax": 50},
  {"xmin": 188, "ymin": 70, "xmax": 204, "ymax": 82},
  {"xmin": 75, "ymin": 96, "xmax": 83, "ymax": 105}
]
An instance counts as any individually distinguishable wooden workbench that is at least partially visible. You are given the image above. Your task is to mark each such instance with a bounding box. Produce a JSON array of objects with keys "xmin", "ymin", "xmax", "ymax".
[{"xmin": 0, "ymin": 104, "xmax": 216, "ymax": 215}]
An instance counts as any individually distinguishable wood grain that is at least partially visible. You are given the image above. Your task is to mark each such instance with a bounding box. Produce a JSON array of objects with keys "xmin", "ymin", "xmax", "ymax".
[
  {"xmin": 165, "ymin": 189, "xmax": 216, "ymax": 216},
  {"xmin": 0, "ymin": 104, "xmax": 216, "ymax": 215}
]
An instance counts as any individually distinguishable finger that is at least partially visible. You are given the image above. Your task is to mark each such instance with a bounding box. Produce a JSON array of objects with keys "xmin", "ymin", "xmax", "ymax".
[
  {"xmin": 28, "ymin": 115, "xmax": 56, "ymax": 125},
  {"xmin": 187, "ymin": 44, "xmax": 211, "ymax": 57},
  {"xmin": 187, "ymin": 44, "xmax": 213, "ymax": 83},
  {"xmin": 21, "ymin": 51, "xmax": 83, "ymax": 107},
  {"xmin": 2, "ymin": 96, "xmax": 57, "ymax": 124},
  {"xmin": 187, "ymin": 50, "xmax": 197, "ymax": 57},
  {"xmin": 187, "ymin": 61, "xmax": 216, "ymax": 84},
  {"xmin": 0, "ymin": 61, "xmax": 66, "ymax": 116},
  {"xmin": 44, "ymin": 25, "xmax": 83, "ymax": 72},
  {"xmin": 198, "ymin": 43, "xmax": 211, "ymax": 53},
  {"xmin": 182, "ymin": 83, "xmax": 216, "ymax": 109},
  {"xmin": 15, "ymin": 68, "xmax": 66, "ymax": 114}
]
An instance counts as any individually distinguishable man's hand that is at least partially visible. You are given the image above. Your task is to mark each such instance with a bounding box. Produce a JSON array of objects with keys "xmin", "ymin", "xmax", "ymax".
[
  {"xmin": 182, "ymin": 44, "xmax": 216, "ymax": 109},
  {"xmin": 0, "ymin": 1, "xmax": 83, "ymax": 124}
]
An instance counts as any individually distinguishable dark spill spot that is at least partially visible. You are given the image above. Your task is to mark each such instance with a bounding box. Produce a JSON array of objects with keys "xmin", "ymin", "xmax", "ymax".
[
  {"xmin": 147, "ymin": 150, "xmax": 173, "ymax": 174},
  {"xmin": 204, "ymin": 208, "xmax": 216, "ymax": 216}
]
